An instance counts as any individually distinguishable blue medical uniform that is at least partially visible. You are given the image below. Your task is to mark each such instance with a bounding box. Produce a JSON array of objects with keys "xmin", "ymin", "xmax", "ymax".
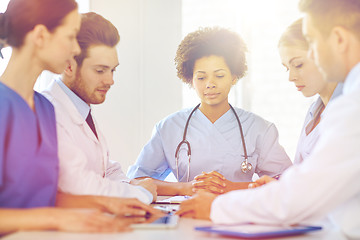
[
  {"xmin": 128, "ymin": 106, "xmax": 291, "ymax": 182},
  {"xmin": 0, "ymin": 82, "xmax": 59, "ymax": 208}
]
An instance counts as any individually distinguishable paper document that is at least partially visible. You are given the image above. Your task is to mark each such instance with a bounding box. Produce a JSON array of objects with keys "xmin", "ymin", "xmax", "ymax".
[{"xmin": 157, "ymin": 195, "xmax": 190, "ymax": 204}]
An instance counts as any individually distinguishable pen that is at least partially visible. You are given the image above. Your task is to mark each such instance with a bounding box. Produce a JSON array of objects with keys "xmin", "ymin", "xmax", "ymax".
[{"xmin": 273, "ymin": 175, "xmax": 281, "ymax": 180}]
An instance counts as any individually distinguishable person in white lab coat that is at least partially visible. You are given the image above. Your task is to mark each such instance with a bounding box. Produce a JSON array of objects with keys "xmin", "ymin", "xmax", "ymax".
[
  {"xmin": 42, "ymin": 12, "xmax": 157, "ymax": 204},
  {"xmin": 127, "ymin": 27, "xmax": 292, "ymax": 196},
  {"xmin": 278, "ymin": 18, "xmax": 342, "ymax": 165},
  {"xmin": 247, "ymin": 18, "xmax": 344, "ymax": 188},
  {"xmin": 177, "ymin": 0, "xmax": 360, "ymax": 238}
]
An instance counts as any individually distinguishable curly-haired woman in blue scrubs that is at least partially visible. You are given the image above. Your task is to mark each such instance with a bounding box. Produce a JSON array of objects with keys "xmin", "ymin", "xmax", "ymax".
[{"xmin": 128, "ymin": 27, "xmax": 292, "ymax": 195}]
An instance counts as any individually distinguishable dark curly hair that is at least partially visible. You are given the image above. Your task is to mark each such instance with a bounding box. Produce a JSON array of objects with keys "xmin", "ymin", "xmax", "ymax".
[{"xmin": 174, "ymin": 27, "xmax": 247, "ymax": 85}]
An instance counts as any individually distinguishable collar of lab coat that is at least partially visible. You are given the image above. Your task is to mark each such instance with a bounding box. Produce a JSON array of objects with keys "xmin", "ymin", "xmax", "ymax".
[
  {"xmin": 41, "ymin": 79, "xmax": 99, "ymax": 143},
  {"xmin": 44, "ymin": 80, "xmax": 86, "ymax": 125},
  {"xmin": 41, "ymin": 79, "xmax": 112, "ymax": 174},
  {"xmin": 55, "ymin": 78, "xmax": 90, "ymax": 120},
  {"xmin": 343, "ymin": 62, "xmax": 360, "ymax": 95}
]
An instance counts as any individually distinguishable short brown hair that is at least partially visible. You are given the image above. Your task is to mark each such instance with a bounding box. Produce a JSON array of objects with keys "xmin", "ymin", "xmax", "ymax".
[
  {"xmin": 299, "ymin": 0, "xmax": 360, "ymax": 39},
  {"xmin": 175, "ymin": 27, "xmax": 247, "ymax": 85},
  {"xmin": 74, "ymin": 12, "xmax": 120, "ymax": 67}
]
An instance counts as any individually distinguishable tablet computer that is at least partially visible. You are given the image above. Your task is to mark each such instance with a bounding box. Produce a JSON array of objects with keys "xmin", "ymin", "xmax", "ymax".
[
  {"xmin": 195, "ymin": 223, "xmax": 322, "ymax": 239},
  {"xmin": 132, "ymin": 214, "xmax": 179, "ymax": 229}
]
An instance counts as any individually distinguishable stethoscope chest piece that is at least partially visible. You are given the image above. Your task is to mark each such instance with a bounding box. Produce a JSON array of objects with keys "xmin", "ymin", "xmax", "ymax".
[{"xmin": 241, "ymin": 159, "xmax": 252, "ymax": 173}]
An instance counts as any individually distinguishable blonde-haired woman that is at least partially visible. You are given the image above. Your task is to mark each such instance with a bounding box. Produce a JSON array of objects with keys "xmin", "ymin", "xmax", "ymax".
[
  {"xmin": 279, "ymin": 18, "xmax": 342, "ymax": 164},
  {"xmin": 249, "ymin": 18, "xmax": 342, "ymax": 188}
]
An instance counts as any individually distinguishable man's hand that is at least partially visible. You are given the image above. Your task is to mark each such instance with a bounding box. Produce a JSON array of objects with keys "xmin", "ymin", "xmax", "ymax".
[
  {"xmin": 97, "ymin": 197, "xmax": 163, "ymax": 217},
  {"xmin": 131, "ymin": 178, "xmax": 157, "ymax": 202},
  {"xmin": 56, "ymin": 192, "xmax": 162, "ymax": 217},
  {"xmin": 176, "ymin": 190, "xmax": 217, "ymax": 220},
  {"xmin": 248, "ymin": 175, "xmax": 276, "ymax": 188}
]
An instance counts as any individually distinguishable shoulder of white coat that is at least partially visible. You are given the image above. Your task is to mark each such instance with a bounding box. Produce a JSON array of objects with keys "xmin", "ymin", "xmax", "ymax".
[
  {"xmin": 321, "ymin": 87, "xmax": 360, "ymax": 131},
  {"xmin": 41, "ymin": 80, "xmax": 82, "ymax": 128}
]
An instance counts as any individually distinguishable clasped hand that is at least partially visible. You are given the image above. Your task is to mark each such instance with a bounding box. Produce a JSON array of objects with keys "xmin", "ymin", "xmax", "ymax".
[
  {"xmin": 192, "ymin": 171, "xmax": 229, "ymax": 194},
  {"xmin": 191, "ymin": 171, "xmax": 276, "ymax": 194}
]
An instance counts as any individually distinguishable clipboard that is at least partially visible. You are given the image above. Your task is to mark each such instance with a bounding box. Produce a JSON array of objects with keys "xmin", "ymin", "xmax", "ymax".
[{"xmin": 195, "ymin": 223, "xmax": 322, "ymax": 239}]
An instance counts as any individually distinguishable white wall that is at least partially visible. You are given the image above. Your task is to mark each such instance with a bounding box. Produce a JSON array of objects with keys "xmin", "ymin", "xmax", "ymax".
[{"xmin": 89, "ymin": 0, "xmax": 183, "ymax": 171}]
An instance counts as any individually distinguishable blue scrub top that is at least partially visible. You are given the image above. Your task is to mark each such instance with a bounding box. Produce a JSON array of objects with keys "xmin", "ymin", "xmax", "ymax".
[
  {"xmin": 128, "ymin": 106, "xmax": 291, "ymax": 182},
  {"xmin": 0, "ymin": 82, "xmax": 59, "ymax": 208}
]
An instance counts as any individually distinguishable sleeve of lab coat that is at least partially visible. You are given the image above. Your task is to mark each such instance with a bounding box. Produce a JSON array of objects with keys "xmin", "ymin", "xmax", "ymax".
[
  {"xmin": 106, "ymin": 160, "xmax": 130, "ymax": 182},
  {"xmin": 210, "ymin": 98, "xmax": 360, "ymax": 232},
  {"xmin": 56, "ymin": 124, "xmax": 153, "ymax": 204},
  {"xmin": 255, "ymin": 123, "xmax": 292, "ymax": 177}
]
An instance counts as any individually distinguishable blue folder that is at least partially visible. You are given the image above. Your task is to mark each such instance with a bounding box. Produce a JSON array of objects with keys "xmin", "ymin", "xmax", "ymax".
[{"xmin": 195, "ymin": 223, "xmax": 322, "ymax": 239}]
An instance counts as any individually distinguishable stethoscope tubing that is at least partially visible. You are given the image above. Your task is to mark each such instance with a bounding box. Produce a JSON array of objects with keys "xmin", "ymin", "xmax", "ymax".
[{"xmin": 174, "ymin": 103, "xmax": 251, "ymax": 182}]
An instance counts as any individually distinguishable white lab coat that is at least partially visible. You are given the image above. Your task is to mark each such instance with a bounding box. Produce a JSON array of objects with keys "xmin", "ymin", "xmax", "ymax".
[
  {"xmin": 210, "ymin": 63, "xmax": 360, "ymax": 239},
  {"xmin": 128, "ymin": 106, "xmax": 292, "ymax": 182},
  {"xmin": 294, "ymin": 84, "xmax": 343, "ymax": 164},
  {"xmin": 42, "ymin": 80, "xmax": 152, "ymax": 204}
]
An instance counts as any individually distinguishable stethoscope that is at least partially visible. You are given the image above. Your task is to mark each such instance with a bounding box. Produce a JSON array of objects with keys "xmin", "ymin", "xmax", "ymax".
[{"xmin": 174, "ymin": 103, "xmax": 252, "ymax": 182}]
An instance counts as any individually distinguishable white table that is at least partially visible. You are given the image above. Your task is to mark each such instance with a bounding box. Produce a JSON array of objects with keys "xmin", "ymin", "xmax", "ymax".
[
  {"xmin": 1, "ymin": 216, "xmax": 347, "ymax": 240},
  {"xmin": 0, "ymin": 197, "xmax": 348, "ymax": 240}
]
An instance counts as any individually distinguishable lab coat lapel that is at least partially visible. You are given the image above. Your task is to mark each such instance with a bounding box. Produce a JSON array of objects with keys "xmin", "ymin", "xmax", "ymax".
[
  {"xmin": 43, "ymin": 80, "xmax": 107, "ymax": 173},
  {"xmin": 91, "ymin": 114, "xmax": 109, "ymax": 172},
  {"xmin": 49, "ymin": 81, "xmax": 99, "ymax": 143}
]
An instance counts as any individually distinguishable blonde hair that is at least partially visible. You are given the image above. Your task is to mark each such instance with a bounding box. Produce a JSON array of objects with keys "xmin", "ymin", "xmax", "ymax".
[{"xmin": 278, "ymin": 18, "xmax": 308, "ymax": 50}]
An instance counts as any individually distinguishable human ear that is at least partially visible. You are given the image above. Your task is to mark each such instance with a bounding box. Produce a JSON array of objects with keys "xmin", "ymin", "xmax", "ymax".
[
  {"xmin": 31, "ymin": 24, "xmax": 50, "ymax": 48},
  {"xmin": 63, "ymin": 61, "xmax": 73, "ymax": 77},
  {"xmin": 232, "ymin": 75, "xmax": 237, "ymax": 85},
  {"xmin": 330, "ymin": 26, "xmax": 348, "ymax": 54},
  {"xmin": 64, "ymin": 58, "xmax": 77, "ymax": 77}
]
